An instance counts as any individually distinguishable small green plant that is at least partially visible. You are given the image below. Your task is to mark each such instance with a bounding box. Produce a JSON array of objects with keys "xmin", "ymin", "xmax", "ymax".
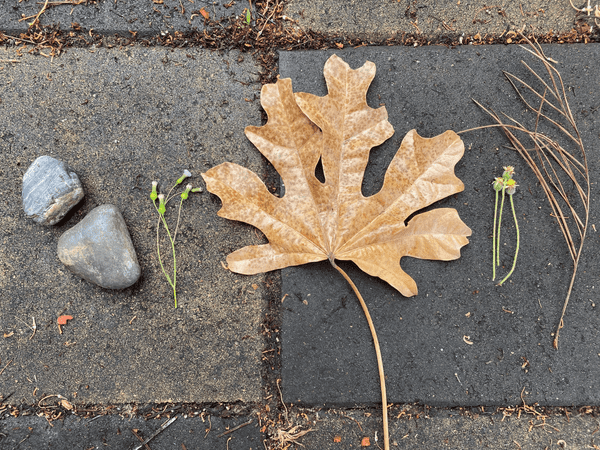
[
  {"xmin": 150, "ymin": 170, "xmax": 202, "ymax": 308},
  {"xmin": 492, "ymin": 166, "xmax": 520, "ymax": 285}
]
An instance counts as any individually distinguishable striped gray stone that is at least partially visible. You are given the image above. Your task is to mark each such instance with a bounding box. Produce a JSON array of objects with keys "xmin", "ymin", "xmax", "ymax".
[{"xmin": 22, "ymin": 155, "xmax": 85, "ymax": 225}]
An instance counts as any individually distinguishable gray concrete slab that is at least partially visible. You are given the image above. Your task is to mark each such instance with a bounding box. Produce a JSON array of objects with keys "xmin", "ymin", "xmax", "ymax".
[
  {"xmin": 284, "ymin": 0, "xmax": 584, "ymax": 39},
  {"xmin": 0, "ymin": 46, "xmax": 267, "ymax": 404},
  {"xmin": 279, "ymin": 44, "xmax": 600, "ymax": 407},
  {"xmin": 0, "ymin": 413, "xmax": 263, "ymax": 449},
  {"xmin": 0, "ymin": 0, "xmax": 246, "ymax": 36}
]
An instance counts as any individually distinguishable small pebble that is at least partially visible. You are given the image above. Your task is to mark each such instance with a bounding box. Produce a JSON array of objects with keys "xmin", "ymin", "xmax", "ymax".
[{"xmin": 22, "ymin": 155, "xmax": 85, "ymax": 225}]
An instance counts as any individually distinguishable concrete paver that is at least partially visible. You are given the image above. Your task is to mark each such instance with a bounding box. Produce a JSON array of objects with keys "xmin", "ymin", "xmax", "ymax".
[
  {"xmin": 0, "ymin": 0, "xmax": 246, "ymax": 36},
  {"xmin": 0, "ymin": 413, "xmax": 263, "ymax": 449},
  {"xmin": 285, "ymin": 0, "xmax": 584, "ymax": 39},
  {"xmin": 280, "ymin": 44, "xmax": 600, "ymax": 407},
  {"xmin": 295, "ymin": 408, "xmax": 600, "ymax": 449},
  {"xmin": 0, "ymin": 46, "xmax": 266, "ymax": 404},
  {"xmin": 2, "ymin": 0, "xmax": 600, "ymax": 448}
]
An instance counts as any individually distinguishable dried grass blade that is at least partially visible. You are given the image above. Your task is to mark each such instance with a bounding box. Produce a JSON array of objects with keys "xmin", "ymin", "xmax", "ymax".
[
  {"xmin": 474, "ymin": 100, "xmax": 578, "ymax": 261},
  {"xmin": 479, "ymin": 36, "xmax": 590, "ymax": 348},
  {"xmin": 535, "ymin": 141, "xmax": 585, "ymax": 235},
  {"xmin": 503, "ymin": 73, "xmax": 577, "ymax": 143},
  {"xmin": 505, "ymin": 69, "xmax": 563, "ymax": 115}
]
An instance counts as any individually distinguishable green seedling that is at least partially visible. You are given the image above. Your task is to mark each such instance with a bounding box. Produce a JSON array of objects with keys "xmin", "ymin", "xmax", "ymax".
[
  {"xmin": 492, "ymin": 166, "xmax": 520, "ymax": 285},
  {"xmin": 492, "ymin": 176, "xmax": 503, "ymax": 281},
  {"xmin": 151, "ymin": 170, "xmax": 201, "ymax": 308},
  {"xmin": 498, "ymin": 178, "xmax": 519, "ymax": 285}
]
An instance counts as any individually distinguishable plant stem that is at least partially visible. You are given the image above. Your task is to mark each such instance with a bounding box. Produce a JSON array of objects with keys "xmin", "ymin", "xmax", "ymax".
[
  {"xmin": 496, "ymin": 187, "xmax": 506, "ymax": 267},
  {"xmin": 159, "ymin": 213, "xmax": 177, "ymax": 308},
  {"xmin": 155, "ymin": 201, "xmax": 178, "ymax": 308},
  {"xmin": 155, "ymin": 214, "xmax": 173, "ymax": 287},
  {"xmin": 173, "ymin": 197, "xmax": 184, "ymax": 243},
  {"xmin": 499, "ymin": 195, "xmax": 520, "ymax": 286},
  {"xmin": 330, "ymin": 259, "xmax": 389, "ymax": 450},
  {"xmin": 492, "ymin": 189, "xmax": 499, "ymax": 280}
]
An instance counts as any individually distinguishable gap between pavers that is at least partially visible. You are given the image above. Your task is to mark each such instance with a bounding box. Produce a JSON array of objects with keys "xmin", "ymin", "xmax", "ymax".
[
  {"xmin": 0, "ymin": 46, "xmax": 268, "ymax": 405},
  {"xmin": 279, "ymin": 44, "xmax": 600, "ymax": 408}
]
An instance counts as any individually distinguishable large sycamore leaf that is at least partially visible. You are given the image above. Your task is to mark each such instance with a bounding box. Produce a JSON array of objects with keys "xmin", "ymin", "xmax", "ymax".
[{"xmin": 202, "ymin": 55, "xmax": 472, "ymax": 297}]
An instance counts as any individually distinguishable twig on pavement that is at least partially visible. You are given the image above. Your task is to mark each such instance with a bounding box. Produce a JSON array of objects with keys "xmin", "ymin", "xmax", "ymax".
[
  {"xmin": 217, "ymin": 419, "xmax": 253, "ymax": 438},
  {"xmin": 133, "ymin": 416, "xmax": 177, "ymax": 450}
]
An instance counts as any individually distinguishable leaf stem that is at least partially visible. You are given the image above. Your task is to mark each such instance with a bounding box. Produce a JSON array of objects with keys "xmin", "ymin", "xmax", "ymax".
[
  {"xmin": 498, "ymin": 195, "xmax": 520, "ymax": 286},
  {"xmin": 330, "ymin": 260, "xmax": 389, "ymax": 450}
]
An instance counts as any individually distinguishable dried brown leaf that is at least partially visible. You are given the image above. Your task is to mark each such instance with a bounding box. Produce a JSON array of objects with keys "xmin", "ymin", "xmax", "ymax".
[{"xmin": 202, "ymin": 55, "xmax": 471, "ymax": 296}]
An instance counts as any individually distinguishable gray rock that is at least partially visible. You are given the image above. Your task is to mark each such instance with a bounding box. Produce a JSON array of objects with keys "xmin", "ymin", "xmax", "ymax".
[
  {"xmin": 57, "ymin": 205, "xmax": 141, "ymax": 289},
  {"xmin": 22, "ymin": 155, "xmax": 85, "ymax": 225}
]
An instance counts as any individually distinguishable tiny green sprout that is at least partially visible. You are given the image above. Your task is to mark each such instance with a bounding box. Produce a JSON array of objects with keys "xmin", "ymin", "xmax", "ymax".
[
  {"xmin": 492, "ymin": 167, "xmax": 521, "ymax": 286},
  {"xmin": 492, "ymin": 177, "xmax": 504, "ymax": 280},
  {"xmin": 245, "ymin": 8, "xmax": 251, "ymax": 24},
  {"xmin": 151, "ymin": 173, "xmax": 202, "ymax": 308},
  {"xmin": 150, "ymin": 181, "xmax": 158, "ymax": 202},
  {"xmin": 498, "ymin": 178, "xmax": 520, "ymax": 286}
]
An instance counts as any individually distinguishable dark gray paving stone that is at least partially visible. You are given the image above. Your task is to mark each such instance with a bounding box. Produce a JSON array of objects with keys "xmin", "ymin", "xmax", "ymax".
[
  {"xmin": 0, "ymin": 414, "xmax": 262, "ymax": 450},
  {"xmin": 279, "ymin": 44, "xmax": 600, "ymax": 407},
  {"xmin": 22, "ymin": 155, "xmax": 85, "ymax": 226},
  {"xmin": 0, "ymin": 0, "xmax": 246, "ymax": 36},
  {"xmin": 0, "ymin": 46, "xmax": 265, "ymax": 404},
  {"xmin": 58, "ymin": 204, "xmax": 141, "ymax": 289},
  {"xmin": 293, "ymin": 408, "xmax": 600, "ymax": 450},
  {"xmin": 284, "ymin": 0, "xmax": 580, "ymax": 39}
]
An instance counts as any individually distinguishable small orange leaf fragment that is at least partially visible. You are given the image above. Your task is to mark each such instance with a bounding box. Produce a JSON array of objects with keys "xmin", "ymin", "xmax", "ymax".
[
  {"xmin": 361, "ymin": 436, "xmax": 371, "ymax": 446},
  {"xmin": 335, "ymin": 42, "xmax": 343, "ymax": 49},
  {"xmin": 200, "ymin": 7, "xmax": 209, "ymax": 19},
  {"xmin": 333, "ymin": 435, "xmax": 342, "ymax": 443},
  {"xmin": 57, "ymin": 315, "xmax": 73, "ymax": 325}
]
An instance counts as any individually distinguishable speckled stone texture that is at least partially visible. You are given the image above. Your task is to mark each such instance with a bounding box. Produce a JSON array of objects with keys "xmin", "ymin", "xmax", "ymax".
[
  {"xmin": 22, "ymin": 155, "xmax": 85, "ymax": 225},
  {"xmin": 57, "ymin": 204, "xmax": 141, "ymax": 289}
]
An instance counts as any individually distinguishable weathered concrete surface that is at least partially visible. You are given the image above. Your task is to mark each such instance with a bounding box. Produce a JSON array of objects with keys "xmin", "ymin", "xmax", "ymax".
[
  {"xmin": 284, "ymin": 0, "xmax": 585, "ymax": 39},
  {"xmin": 0, "ymin": 0, "xmax": 246, "ymax": 36},
  {"xmin": 0, "ymin": 413, "xmax": 263, "ymax": 449},
  {"xmin": 279, "ymin": 45, "xmax": 600, "ymax": 407},
  {"xmin": 0, "ymin": 47, "xmax": 267, "ymax": 404}
]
